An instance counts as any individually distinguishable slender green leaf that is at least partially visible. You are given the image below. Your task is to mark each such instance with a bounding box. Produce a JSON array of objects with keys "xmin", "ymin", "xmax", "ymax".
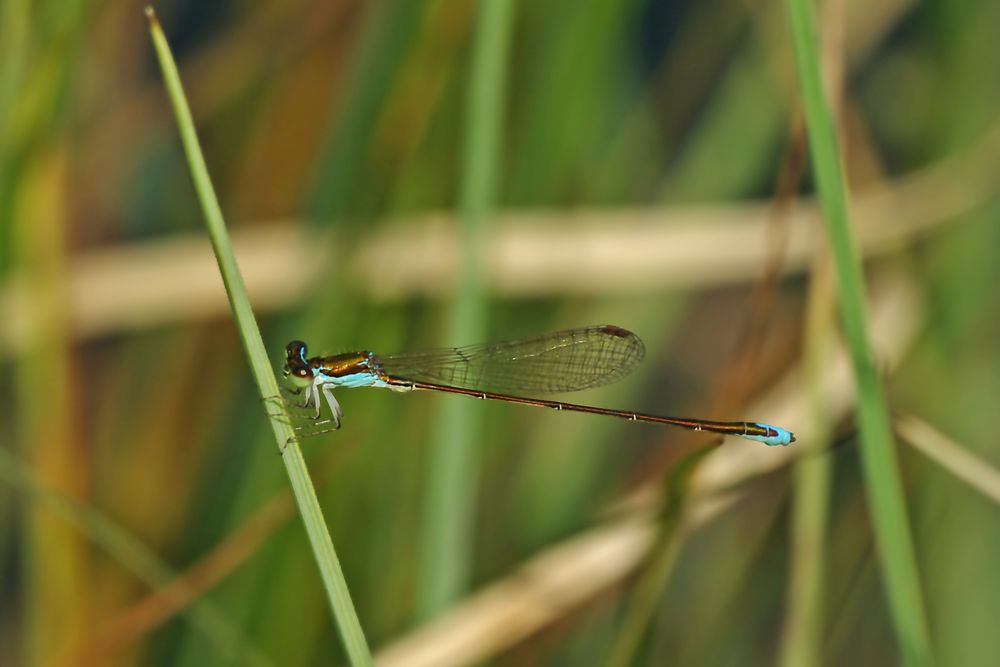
[
  {"xmin": 783, "ymin": 1, "xmax": 933, "ymax": 664},
  {"xmin": 145, "ymin": 9, "xmax": 371, "ymax": 665}
]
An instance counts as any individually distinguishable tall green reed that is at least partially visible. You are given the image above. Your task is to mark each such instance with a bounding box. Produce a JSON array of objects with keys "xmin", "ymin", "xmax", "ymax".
[
  {"xmin": 784, "ymin": 0, "xmax": 933, "ymax": 664},
  {"xmin": 145, "ymin": 9, "xmax": 371, "ymax": 665}
]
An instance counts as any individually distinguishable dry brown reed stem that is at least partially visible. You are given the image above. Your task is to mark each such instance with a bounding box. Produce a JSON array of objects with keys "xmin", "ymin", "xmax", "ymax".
[
  {"xmin": 895, "ymin": 415, "xmax": 1000, "ymax": 506},
  {"xmin": 1, "ymin": 133, "xmax": 996, "ymax": 355}
]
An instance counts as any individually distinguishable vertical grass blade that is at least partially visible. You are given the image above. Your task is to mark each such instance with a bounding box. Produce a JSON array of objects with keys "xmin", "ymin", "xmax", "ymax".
[
  {"xmin": 0, "ymin": 0, "xmax": 29, "ymax": 207},
  {"xmin": 416, "ymin": 0, "xmax": 515, "ymax": 618},
  {"xmin": 144, "ymin": 9, "xmax": 371, "ymax": 665},
  {"xmin": 14, "ymin": 149, "xmax": 88, "ymax": 667},
  {"xmin": 783, "ymin": 1, "xmax": 934, "ymax": 664},
  {"xmin": 306, "ymin": 0, "xmax": 429, "ymax": 221},
  {"xmin": 779, "ymin": 263, "xmax": 835, "ymax": 667}
]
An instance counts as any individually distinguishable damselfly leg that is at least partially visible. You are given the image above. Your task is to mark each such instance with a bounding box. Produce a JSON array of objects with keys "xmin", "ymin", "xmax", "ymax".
[{"xmin": 261, "ymin": 392, "xmax": 342, "ymax": 437}]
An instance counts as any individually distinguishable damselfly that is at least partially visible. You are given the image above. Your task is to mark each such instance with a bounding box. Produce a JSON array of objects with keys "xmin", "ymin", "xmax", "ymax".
[{"xmin": 281, "ymin": 325, "xmax": 794, "ymax": 446}]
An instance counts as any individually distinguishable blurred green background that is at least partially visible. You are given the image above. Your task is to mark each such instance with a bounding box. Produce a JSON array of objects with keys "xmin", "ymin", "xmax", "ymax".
[{"xmin": 2, "ymin": 0, "xmax": 999, "ymax": 665}]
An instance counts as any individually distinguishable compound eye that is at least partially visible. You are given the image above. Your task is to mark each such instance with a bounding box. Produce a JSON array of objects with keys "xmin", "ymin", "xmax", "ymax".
[{"xmin": 285, "ymin": 340, "xmax": 308, "ymax": 363}]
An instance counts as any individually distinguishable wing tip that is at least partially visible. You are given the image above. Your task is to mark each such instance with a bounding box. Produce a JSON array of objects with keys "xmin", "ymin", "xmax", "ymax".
[{"xmin": 597, "ymin": 325, "xmax": 634, "ymax": 339}]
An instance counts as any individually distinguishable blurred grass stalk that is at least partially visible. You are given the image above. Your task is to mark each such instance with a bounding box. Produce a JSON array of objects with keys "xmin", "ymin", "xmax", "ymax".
[
  {"xmin": 779, "ymin": 257, "xmax": 835, "ymax": 667},
  {"xmin": 2, "ymin": 135, "xmax": 997, "ymax": 353},
  {"xmin": 144, "ymin": 9, "xmax": 372, "ymax": 665},
  {"xmin": 305, "ymin": 0, "xmax": 428, "ymax": 220},
  {"xmin": 416, "ymin": 0, "xmax": 514, "ymax": 617},
  {"xmin": 895, "ymin": 415, "xmax": 1000, "ymax": 506},
  {"xmin": 784, "ymin": 0, "xmax": 933, "ymax": 664},
  {"xmin": 603, "ymin": 446, "xmax": 718, "ymax": 667},
  {"xmin": 14, "ymin": 146, "xmax": 88, "ymax": 666},
  {"xmin": 0, "ymin": 0, "xmax": 28, "ymax": 198}
]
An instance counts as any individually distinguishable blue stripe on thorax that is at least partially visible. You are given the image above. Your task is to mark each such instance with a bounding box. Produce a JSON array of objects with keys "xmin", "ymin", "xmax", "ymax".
[{"xmin": 318, "ymin": 370, "xmax": 388, "ymax": 389}]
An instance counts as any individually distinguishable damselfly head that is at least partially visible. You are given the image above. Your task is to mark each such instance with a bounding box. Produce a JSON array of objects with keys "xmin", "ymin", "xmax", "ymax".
[{"xmin": 284, "ymin": 340, "xmax": 313, "ymax": 385}]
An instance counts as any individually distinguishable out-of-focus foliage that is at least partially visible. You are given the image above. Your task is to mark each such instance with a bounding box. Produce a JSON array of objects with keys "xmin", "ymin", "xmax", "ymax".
[{"xmin": 1, "ymin": 0, "xmax": 998, "ymax": 665}]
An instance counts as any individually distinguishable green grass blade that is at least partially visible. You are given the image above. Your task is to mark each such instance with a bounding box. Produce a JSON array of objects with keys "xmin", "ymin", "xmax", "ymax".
[
  {"xmin": 0, "ymin": 0, "xmax": 29, "ymax": 192},
  {"xmin": 779, "ymin": 266, "xmax": 835, "ymax": 667},
  {"xmin": 305, "ymin": 0, "xmax": 429, "ymax": 221},
  {"xmin": 144, "ymin": 9, "xmax": 371, "ymax": 665},
  {"xmin": 415, "ymin": 0, "xmax": 515, "ymax": 618},
  {"xmin": 783, "ymin": 1, "xmax": 934, "ymax": 664}
]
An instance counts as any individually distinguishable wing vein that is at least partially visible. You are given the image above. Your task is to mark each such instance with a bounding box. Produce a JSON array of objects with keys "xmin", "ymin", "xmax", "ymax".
[{"xmin": 376, "ymin": 325, "xmax": 645, "ymax": 394}]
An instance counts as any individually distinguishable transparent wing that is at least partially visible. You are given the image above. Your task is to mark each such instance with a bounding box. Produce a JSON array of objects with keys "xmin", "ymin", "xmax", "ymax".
[{"xmin": 377, "ymin": 325, "xmax": 645, "ymax": 394}]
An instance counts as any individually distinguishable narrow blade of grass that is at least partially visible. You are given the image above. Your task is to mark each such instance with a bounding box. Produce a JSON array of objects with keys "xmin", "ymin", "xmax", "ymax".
[
  {"xmin": 144, "ymin": 8, "xmax": 371, "ymax": 665},
  {"xmin": 783, "ymin": 1, "xmax": 933, "ymax": 664},
  {"xmin": 779, "ymin": 260, "xmax": 835, "ymax": 667},
  {"xmin": 305, "ymin": 0, "xmax": 429, "ymax": 222}
]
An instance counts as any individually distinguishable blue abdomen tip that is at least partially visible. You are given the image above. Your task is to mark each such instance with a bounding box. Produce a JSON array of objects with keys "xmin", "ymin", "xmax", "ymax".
[{"xmin": 756, "ymin": 423, "xmax": 794, "ymax": 446}]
